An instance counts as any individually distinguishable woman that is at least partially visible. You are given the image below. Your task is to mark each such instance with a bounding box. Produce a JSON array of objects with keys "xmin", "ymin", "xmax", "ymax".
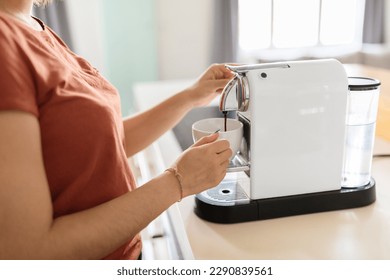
[{"xmin": 0, "ymin": 0, "xmax": 233, "ymax": 259}]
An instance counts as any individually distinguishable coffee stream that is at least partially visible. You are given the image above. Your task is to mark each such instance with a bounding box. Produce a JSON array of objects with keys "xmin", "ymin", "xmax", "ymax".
[{"xmin": 222, "ymin": 111, "xmax": 227, "ymax": 132}]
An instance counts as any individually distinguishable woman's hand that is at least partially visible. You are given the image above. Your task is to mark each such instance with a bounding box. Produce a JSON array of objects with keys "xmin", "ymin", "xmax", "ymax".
[
  {"xmin": 172, "ymin": 133, "xmax": 232, "ymax": 197},
  {"xmin": 186, "ymin": 63, "xmax": 235, "ymax": 108}
]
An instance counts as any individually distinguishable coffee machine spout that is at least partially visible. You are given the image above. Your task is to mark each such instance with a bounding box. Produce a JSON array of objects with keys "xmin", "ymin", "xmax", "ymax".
[
  {"xmin": 219, "ymin": 74, "xmax": 250, "ymax": 112},
  {"xmin": 220, "ymin": 76, "xmax": 238, "ymax": 112}
]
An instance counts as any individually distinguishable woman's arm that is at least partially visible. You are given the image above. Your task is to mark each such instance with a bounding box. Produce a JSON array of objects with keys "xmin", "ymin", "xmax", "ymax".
[
  {"xmin": 123, "ymin": 64, "xmax": 234, "ymax": 157},
  {"xmin": 0, "ymin": 111, "xmax": 231, "ymax": 259}
]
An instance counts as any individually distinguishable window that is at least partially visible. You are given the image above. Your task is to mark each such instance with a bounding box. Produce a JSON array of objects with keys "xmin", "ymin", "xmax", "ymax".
[{"xmin": 238, "ymin": 0, "xmax": 366, "ymax": 61}]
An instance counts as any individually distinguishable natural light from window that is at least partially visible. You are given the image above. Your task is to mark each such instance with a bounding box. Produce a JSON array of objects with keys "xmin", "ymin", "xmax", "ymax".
[
  {"xmin": 239, "ymin": 0, "xmax": 272, "ymax": 49},
  {"xmin": 273, "ymin": 0, "xmax": 320, "ymax": 48},
  {"xmin": 239, "ymin": 0, "xmax": 365, "ymax": 58},
  {"xmin": 320, "ymin": 0, "xmax": 358, "ymax": 45}
]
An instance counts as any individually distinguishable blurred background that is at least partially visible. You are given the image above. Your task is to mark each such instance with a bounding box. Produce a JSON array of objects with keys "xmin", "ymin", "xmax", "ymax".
[{"xmin": 33, "ymin": 0, "xmax": 389, "ymax": 115}]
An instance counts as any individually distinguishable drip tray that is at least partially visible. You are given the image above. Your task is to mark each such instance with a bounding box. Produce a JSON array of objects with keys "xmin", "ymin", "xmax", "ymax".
[
  {"xmin": 195, "ymin": 179, "xmax": 376, "ymax": 224},
  {"xmin": 198, "ymin": 180, "xmax": 250, "ymax": 206}
]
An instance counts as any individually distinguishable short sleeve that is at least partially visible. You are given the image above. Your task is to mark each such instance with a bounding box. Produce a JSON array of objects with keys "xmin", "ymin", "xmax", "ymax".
[{"xmin": 0, "ymin": 18, "xmax": 39, "ymax": 117}]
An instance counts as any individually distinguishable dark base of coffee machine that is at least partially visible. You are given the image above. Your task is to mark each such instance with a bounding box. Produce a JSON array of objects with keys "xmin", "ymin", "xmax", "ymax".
[{"xmin": 194, "ymin": 179, "xmax": 376, "ymax": 224}]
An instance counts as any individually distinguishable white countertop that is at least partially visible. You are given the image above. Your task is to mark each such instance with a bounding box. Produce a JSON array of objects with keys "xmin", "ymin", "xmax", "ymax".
[
  {"xmin": 133, "ymin": 73, "xmax": 390, "ymax": 260},
  {"xmin": 179, "ymin": 139, "xmax": 390, "ymax": 259}
]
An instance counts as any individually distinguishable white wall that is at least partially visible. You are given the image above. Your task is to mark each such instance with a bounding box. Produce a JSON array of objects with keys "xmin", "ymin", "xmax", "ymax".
[
  {"xmin": 65, "ymin": 0, "xmax": 107, "ymax": 75},
  {"xmin": 156, "ymin": 0, "xmax": 213, "ymax": 80},
  {"xmin": 65, "ymin": 0, "xmax": 213, "ymax": 81}
]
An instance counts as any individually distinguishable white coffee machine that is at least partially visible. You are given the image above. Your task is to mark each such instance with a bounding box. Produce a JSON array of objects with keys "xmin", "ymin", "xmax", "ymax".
[{"xmin": 195, "ymin": 59, "xmax": 376, "ymax": 223}]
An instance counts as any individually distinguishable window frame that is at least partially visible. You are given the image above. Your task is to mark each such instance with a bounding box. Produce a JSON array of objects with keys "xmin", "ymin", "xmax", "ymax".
[{"xmin": 238, "ymin": 0, "xmax": 366, "ymax": 62}]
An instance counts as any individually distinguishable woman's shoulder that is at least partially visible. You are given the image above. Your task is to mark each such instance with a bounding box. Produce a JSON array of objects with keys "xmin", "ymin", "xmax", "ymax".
[
  {"xmin": 0, "ymin": 12, "xmax": 35, "ymax": 48},
  {"xmin": 0, "ymin": 14, "xmax": 24, "ymax": 59},
  {"xmin": 0, "ymin": 12, "xmax": 53, "ymax": 65},
  {"xmin": 0, "ymin": 12, "xmax": 18, "ymax": 37}
]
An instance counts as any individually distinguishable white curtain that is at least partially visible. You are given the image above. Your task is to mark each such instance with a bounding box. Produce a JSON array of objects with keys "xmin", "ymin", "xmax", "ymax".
[
  {"xmin": 33, "ymin": 0, "xmax": 74, "ymax": 50},
  {"xmin": 363, "ymin": 0, "xmax": 385, "ymax": 44},
  {"xmin": 210, "ymin": 0, "xmax": 239, "ymax": 63}
]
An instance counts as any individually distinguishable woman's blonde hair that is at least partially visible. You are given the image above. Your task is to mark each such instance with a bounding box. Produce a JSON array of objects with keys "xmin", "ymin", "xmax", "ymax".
[{"xmin": 34, "ymin": 0, "xmax": 52, "ymax": 6}]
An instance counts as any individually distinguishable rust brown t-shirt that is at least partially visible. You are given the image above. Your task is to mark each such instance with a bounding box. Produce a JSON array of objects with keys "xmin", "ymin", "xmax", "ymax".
[{"xmin": 0, "ymin": 12, "xmax": 141, "ymax": 259}]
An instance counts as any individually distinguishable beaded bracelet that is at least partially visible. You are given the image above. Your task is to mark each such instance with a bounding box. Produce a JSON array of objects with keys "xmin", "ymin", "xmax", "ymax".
[{"xmin": 165, "ymin": 167, "xmax": 184, "ymax": 202}]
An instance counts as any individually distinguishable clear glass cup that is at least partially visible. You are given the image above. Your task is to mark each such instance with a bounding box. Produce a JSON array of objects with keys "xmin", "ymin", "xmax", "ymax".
[{"xmin": 341, "ymin": 77, "xmax": 381, "ymax": 188}]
